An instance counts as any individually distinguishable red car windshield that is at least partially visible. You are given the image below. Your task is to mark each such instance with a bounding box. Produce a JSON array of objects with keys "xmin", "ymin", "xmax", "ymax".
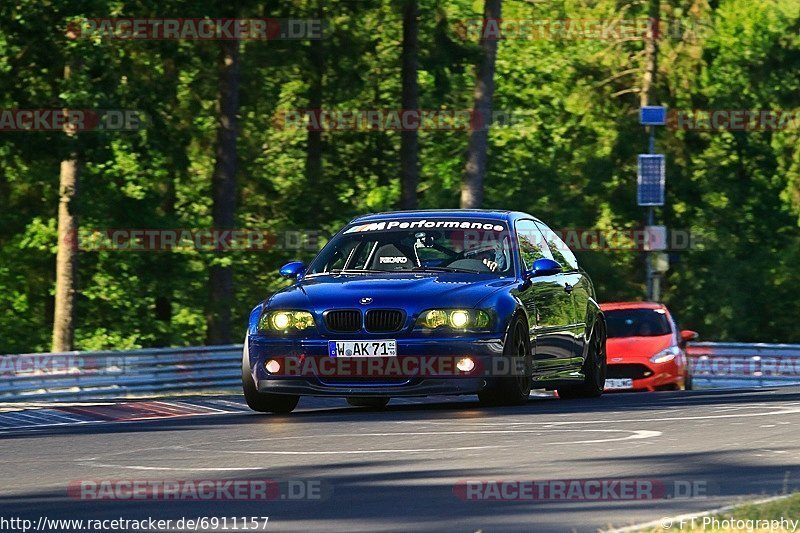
[{"xmin": 605, "ymin": 309, "xmax": 672, "ymax": 338}]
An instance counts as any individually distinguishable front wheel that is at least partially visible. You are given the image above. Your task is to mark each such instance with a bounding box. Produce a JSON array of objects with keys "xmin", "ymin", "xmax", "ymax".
[
  {"xmin": 558, "ymin": 318, "xmax": 606, "ymax": 400},
  {"xmin": 242, "ymin": 341, "xmax": 299, "ymax": 414},
  {"xmin": 478, "ymin": 316, "xmax": 532, "ymax": 407}
]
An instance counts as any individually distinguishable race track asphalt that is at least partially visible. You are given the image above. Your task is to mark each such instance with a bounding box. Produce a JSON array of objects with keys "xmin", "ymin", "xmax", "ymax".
[{"xmin": 1, "ymin": 387, "xmax": 799, "ymax": 532}]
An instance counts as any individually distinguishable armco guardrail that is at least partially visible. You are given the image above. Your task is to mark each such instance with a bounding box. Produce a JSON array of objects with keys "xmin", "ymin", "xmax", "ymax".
[
  {"xmin": 1, "ymin": 342, "xmax": 799, "ymax": 401},
  {"xmin": 687, "ymin": 342, "xmax": 800, "ymax": 389},
  {"xmin": 0, "ymin": 345, "xmax": 242, "ymax": 402}
]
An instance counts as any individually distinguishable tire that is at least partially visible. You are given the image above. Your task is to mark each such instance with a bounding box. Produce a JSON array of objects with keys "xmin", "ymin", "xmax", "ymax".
[
  {"xmin": 478, "ymin": 316, "xmax": 532, "ymax": 407},
  {"xmin": 346, "ymin": 397, "xmax": 390, "ymax": 409},
  {"xmin": 558, "ymin": 318, "xmax": 607, "ymax": 400},
  {"xmin": 241, "ymin": 340, "xmax": 299, "ymax": 414},
  {"xmin": 684, "ymin": 371, "xmax": 693, "ymax": 391}
]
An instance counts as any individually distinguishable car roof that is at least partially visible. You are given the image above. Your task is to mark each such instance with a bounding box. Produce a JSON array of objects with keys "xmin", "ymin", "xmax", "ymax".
[
  {"xmin": 349, "ymin": 210, "xmax": 537, "ymax": 224},
  {"xmin": 600, "ymin": 301, "xmax": 667, "ymax": 311}
]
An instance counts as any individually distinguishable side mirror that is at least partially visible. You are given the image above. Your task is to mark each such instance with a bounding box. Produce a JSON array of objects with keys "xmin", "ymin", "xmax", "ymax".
[
  {"xmin": 680, "ymin": 329, "xmax": 699, "ymax": 344},
  {"xmin": 279, "ymin": 261, "xmax": 306, "ymax": 279},
  {"xmin": 527, "ymin": 258, "xmax": 562, "ymax": 278}
]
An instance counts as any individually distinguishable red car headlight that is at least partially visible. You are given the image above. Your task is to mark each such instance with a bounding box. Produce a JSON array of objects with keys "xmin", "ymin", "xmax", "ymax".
[{"xmin": 650, "ymin": 345, "xmax": 681, "ymax": 364}]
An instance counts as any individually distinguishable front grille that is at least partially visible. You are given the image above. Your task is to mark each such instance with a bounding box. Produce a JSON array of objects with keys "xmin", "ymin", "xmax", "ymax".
[
  {"xmin": 325, "ymin": 310, "xmax": 361, "ymax": 332},
  {"xmin": 606, "ymin": 363, "xmax": 652, "ymax": 380},
  {"xmin": 365, "ymin": 309, "xmax": 405, "ymax": 332}
]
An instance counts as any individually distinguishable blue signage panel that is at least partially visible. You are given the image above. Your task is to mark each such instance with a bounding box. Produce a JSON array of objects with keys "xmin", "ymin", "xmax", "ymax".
[
  {"xmin": 637, "ymin": 154, "xmax": 665, "ymax": 206},
  {"xmin": 640, "ymin": 106, "xmax": 667, "ymax": 126}
]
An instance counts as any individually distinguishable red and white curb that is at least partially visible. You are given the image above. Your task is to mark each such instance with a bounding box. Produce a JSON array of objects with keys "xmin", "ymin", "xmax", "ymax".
[{"xmin": 0, "ymin": 399, "xmax": 250, "ymax": 431}]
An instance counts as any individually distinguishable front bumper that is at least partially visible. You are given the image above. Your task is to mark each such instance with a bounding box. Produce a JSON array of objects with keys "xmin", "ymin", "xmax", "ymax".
[
  {"xmin": 256, "ymin": 377, "xmax": 487, "ymax": 397},
  {"xmin": 606, "ymin": 359, "xmax": 686, "ymax": 392},
  {"xmin": 247, "ymin": 334, "xmax": 505, "ymax": 397}
]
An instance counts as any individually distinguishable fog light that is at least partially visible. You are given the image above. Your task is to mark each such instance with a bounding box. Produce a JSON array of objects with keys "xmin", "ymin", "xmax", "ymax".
[
  {"xmin": 265, "ymin": 359, "xmax": 281, "ymax": 373},
  {"xmin": 456, "ymin": 357, "xmax": 475, "ymax": 372}
]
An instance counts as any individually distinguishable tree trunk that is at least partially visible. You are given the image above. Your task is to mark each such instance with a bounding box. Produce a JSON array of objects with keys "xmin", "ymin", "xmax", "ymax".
[
  {"xmin": 206, "ymin": 39, "xmax": 240, "ymax": 345},
  {"xmin": 640, "ymin": 0, "xmax": 659, "ymax": 108},
  {"xmin": 460, "ymin": 0, "xmax": 502, "ymax": 209},
  {"xmin": 52, "ymin": 158, "xmax": 80, "ymax": 352},
  {"xmin": 155, "ymin": 57, "xmax": 181, "ymax": 335},
  {"xmin": 306, "ymin": 3, "xmax": 323, "ymax": 216},
  {"xmin": 400, "ymin": 0, "xmax": 419, "ymax": 210},
  {"xmin": 52, "ymin": 63, "xmax": 80, "ymax": 353}
]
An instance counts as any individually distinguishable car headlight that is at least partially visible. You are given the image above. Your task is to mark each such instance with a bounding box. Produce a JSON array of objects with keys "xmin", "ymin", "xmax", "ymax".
[
  {"xmin": 258, "ymin": 310, "xmax": 316, "ymax": 332},
  {"xmin": 650, "ymin": 345, "xmax": 681, "ymax": 364},
  {"xmin": 416, "ymin": 309, "xmax": 491, "ymax": 330}
]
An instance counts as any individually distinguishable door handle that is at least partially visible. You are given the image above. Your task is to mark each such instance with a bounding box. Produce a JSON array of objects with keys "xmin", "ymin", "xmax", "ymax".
[{"xmin": 564, "ymin": 283, "xmax": 574, "ymax": 294}]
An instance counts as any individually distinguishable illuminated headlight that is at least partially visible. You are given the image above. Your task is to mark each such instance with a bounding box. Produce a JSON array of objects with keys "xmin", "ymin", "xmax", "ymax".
[
  {"xmin": 265, "ymin": 359, "xmax": 281, "ymax": 373},
  {"xmin": 650, "ymin": 345, "xmax": 681, "ymax": 364},
  {"xmin": 258, "ymin": 310, "xmax": 316, "ymax": 332},
  {"xmin": 417, "ymin": 309, "xmax": 491, "ymax": 330},
  {"xmin": 450, "ymin": 310, "xmax": 470, "ymax": 328},
  {"xmin": 272, "ymin": 313, "xmax": 291, "ymax": 330}
]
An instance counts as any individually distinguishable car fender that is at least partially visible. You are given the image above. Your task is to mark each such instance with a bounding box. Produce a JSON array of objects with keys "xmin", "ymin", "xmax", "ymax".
[
  {"xmin": 581, "ymin": 298, "xmax": 605, "ymax": 362},
  {"xmin": 477, "ymin": 288, "xmax": 529, "ymax": 346}
]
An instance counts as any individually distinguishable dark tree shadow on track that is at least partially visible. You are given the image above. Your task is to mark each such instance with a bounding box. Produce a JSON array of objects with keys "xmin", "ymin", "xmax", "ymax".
[
  {"xmin": 1, "ymin": 450, "xmax": 797, "ymax": 533},
  {"xmin": 1, "ymin": 387, "xmax": 799, "ymax": 441}
]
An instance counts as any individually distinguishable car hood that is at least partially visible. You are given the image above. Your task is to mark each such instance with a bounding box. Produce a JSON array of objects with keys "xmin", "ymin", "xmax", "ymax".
[
  {"xmin": 606, "ymin": 334, "xmax": 674, "ymax": 360},
  {"xmin": 266, "ymin": 273, "xmax": 514, "ymax": 312}
]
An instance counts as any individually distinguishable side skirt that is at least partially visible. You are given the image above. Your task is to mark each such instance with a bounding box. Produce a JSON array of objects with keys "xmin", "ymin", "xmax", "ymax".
[{"xmin": 531, "ymin": 366, "xmax": 586, "ymax": 390}]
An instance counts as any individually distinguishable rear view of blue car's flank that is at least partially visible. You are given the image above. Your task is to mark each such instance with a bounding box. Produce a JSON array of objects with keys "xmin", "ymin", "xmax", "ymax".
[{"xmin": 242, "ymin": 210, "xmax": 607, "ymax": 413}]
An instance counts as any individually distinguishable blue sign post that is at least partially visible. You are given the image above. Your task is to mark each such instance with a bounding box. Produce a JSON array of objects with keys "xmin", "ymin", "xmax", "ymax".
[{"xmin": 639, "ymin": 106, "xmax": 667, "ymax": 301}]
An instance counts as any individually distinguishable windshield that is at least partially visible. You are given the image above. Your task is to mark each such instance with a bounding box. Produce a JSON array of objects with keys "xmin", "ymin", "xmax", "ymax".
[
  {"xmin": 605, "ymin": 308, "xmax": 672, "ymax": 338},
  {"xmin": 307, "ymin": 219, "xmax": 512, "ymax": 275}
]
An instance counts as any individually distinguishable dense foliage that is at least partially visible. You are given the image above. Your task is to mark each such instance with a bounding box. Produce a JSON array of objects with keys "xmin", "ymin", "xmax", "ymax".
[{"xmin": 0, "ymin": 0, "xmax": 798, "ymax": 353}]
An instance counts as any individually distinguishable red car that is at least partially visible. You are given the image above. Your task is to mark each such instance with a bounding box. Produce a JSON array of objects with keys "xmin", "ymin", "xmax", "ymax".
[{"xmin": 600, "ymin": 302, "xmax": 698, "ymax": 392}]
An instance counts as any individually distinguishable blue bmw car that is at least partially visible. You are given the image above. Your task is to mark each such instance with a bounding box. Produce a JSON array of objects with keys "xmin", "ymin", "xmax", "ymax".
[{"xmin": 242, "ymin": 210, "xmax": 606, "ymax": 413}]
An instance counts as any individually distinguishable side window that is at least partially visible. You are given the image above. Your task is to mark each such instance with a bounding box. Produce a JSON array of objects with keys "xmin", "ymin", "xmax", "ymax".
[
  {"xmin": 515, "ymin": 219, "xmax": 552, "ymax": 270},
  {"xmin": 535, "ymin": 222, "xmax": 578, "ymax": 271}
]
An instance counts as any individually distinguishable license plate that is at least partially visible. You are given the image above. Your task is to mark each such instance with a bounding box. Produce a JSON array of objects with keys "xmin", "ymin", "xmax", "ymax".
[
  {"xmin": 328, "ymin": 340, "xmax": 397, "ymax": 358},
  {"xmin": 605, "ymin": 378, "xmax": 634, "ymax": 390}
]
